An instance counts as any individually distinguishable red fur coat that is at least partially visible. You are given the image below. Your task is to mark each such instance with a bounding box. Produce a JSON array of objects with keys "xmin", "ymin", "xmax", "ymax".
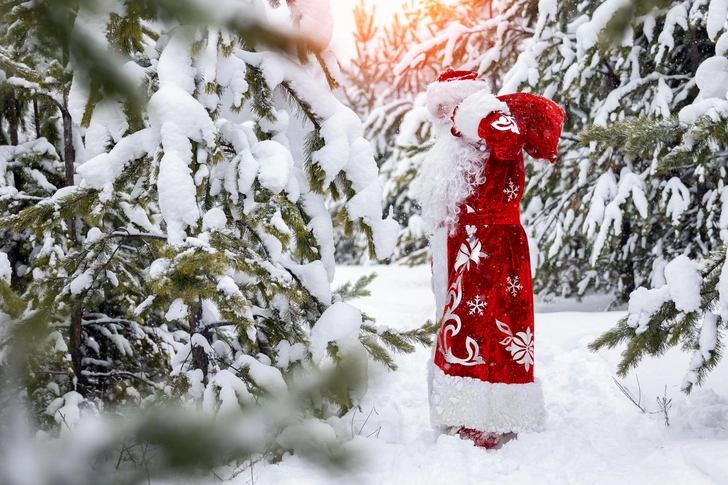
[{"xmin": 429, "ymin": 91, "xmax": 566, "ymax": 434}]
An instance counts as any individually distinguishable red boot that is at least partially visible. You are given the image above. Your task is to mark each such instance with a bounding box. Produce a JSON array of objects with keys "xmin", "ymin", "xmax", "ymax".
[{"xmin": 456, "ymin": 427, "xmax": 501, "ymax": 449}]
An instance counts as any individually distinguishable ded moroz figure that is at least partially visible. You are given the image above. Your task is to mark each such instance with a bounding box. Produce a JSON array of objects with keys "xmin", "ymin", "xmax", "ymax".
[{"xmin": 413, "ymin": 69, "xmax": 566, "ymax": 449}]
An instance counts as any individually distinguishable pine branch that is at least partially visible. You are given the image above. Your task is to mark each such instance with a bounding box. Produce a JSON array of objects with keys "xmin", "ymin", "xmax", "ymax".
[
  {"xmin": 108, "ymin": 231, "xmax": 168, "ymax": 241},
  {"xmin": 335, "ymin": 273, "xmax": 377, "ymax": 301},
  {"xmin": 361, "ymin": 319, "xmax": 439, "ymax": 357},
  {"xmin": 82, "ymin": 370, "xmax": 162, "ymax": 389},
  {"xmin": 278, "ymin": 80, "xmax": 323, "ymax": 130},
  {"xmin": 192, "ymin": 321, "xmax": 236, "ymax": 335},
  {"xmin": 579, "ymin": 116, "xmax": 683, "ymax": 161},
  {"xmin": 360, "ymin": 336, "xmax": 397, "ymax": 371},
  {"xmin": 660, "ymin": 115, "xmax": 728, "ymax": 173},
  {"xmin": 314, "ymin": 52, "xmax": 340, "ymax": 91},
  {"xmin": 591, "ymin": 246, "xmax": 727, "ymax": 392},
  {"xmin": 0, "ymin": 187, "xmax": 98, "ymax": 234}
]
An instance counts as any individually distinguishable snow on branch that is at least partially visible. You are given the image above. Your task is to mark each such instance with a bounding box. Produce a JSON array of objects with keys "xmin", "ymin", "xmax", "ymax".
[{"xmin": 236, "ymin": 49, "xmax": 398, "ymax": 260}]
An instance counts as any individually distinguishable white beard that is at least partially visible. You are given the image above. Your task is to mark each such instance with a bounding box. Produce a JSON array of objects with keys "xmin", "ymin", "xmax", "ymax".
[{"xmin": 412, "ymin": 120, "xmax": 486, "ymax": 237}]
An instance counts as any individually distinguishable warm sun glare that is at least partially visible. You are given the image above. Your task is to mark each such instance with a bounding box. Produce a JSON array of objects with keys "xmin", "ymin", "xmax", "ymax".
[{"xmin": 329, "ymin": 0, "xmax": 424, "ymax": 59}]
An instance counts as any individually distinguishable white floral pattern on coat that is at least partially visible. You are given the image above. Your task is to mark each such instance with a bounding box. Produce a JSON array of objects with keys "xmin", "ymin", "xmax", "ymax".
[
  {"xmin": 455, "ymin": 225, "xmax": 488, "ymax": 272},
  {"xmin": 437, "ymin": 226, "xmax": 489, "ymax": 367},
  {"xmin": 496, "ymin": 319, "xmax": 534, "ymax": 372}
]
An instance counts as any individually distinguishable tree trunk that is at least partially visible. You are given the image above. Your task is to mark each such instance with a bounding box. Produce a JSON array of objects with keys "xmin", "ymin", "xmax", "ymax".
[
  {"xmin": 619, "ymin": 219, "xmax": 635, "ymax": 301},
  {"xmin": 34, "ymin": 98, "xmax": 41, "ymax": 139},
  {"xmin": 62, "ymin": 92, "xmax": 77, "ymax": 243},
  {"xmin": 190, "ymin": 304, "xmax": 209, "ymax": 377},
  {"xmin": 62, "ymin": 90, "xmax": 84, "ymax": 390},
  {"xmin": 70, "ymin": 308, "xmax": 84, "ymax": 390},
  {"xmin": 8, "ymin": 90, "xmax": 19, "ymax": 146}
]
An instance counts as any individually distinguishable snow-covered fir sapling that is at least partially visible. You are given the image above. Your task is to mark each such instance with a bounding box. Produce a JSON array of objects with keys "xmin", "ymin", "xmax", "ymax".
[
  {"xmin": 0, "ymin": 0, "xmax": 434, "ymax": 465},
  {"xmin": 504, "ymin": 0, "xmax": 725, "ymax": 303},
  {"xmin": 588, "ymin": 0, "xmax": 728, "ymax": 391}
]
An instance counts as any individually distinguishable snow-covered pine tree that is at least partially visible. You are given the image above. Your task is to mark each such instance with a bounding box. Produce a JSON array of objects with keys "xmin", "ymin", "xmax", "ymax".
[
  {"xmin": 0, "ymin": 0, "xmax": 432, "ymax": 444},
  {"xmin": 0, "ymin": 125, "xmax": 64, "ymax": 291},
  {"xmin": 0, "ymin": 3, "xmax": 67, "ymax": 295},
  {"xmin": 342, "ymin": 0, "xmax": 389, "ymax": 118},
  {"xmin": 337, "ymin": 0, "xmax": 422, "ymax": 263},
  {"xmin": 0, "ymin": 1, "xmax": 84, "ymax": 427},
  {"xmin": 588, "ymin": 14, "xmax": 728, "ymax": 391},
  {"xmin": 502, "ymin": 0, "xmax": 723, "ymax": 303},
  {"xmin": 341, "ymin": 0, "xmax": 538, "ymax": 264}
]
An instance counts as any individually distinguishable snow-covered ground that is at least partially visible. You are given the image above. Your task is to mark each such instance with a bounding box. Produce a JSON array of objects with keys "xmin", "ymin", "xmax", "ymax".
[{"xmin": 250, "ymin": 265, "xmax": 728, "ymax": 485}]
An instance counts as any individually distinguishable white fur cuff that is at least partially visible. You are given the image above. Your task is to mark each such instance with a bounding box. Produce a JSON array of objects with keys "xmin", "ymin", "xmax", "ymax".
[
  {"xmin": 453, "ymin": 91, "xmax": 509, "ymax": 141},
  {"xmin": 431, "ymin": 226, "xmax": 449, "ymax": 319},
  {"xmin": 429, "ymin": 364, "xmax": 547, "ymax": 433},
  {"xmin": 426, "ymin": 80, "xmax": 490, "ymax": 117}
]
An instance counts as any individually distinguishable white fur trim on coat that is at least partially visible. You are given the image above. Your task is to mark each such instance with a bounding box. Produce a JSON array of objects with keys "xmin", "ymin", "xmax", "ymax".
[
  {"xmin": 426, "ymin": 79, "xmax": 490, "ymax": 117},
  {"xmin": 431, "ymin": 226, "xmax": 449, "ymax": 320},
  {"xmin": 453, "ymin": 91, "xmax": 510, "ymax": 141},
  {"xmin": 429, "ymin": 364, "xmax": 547, "ymax": 434}
]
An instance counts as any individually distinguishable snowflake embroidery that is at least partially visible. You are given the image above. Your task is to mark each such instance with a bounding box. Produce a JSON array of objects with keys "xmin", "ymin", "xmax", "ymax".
[
  {"xmin": 506, "ymin": 275, "xmax": 522, "ymax": 297},
  {"xmin": 503, "ymin": 179, "xmax": 519, "ymax": 202},
  {"xmin": 467, "ymin": 295, "xmax": 487, "ymax": 316}
]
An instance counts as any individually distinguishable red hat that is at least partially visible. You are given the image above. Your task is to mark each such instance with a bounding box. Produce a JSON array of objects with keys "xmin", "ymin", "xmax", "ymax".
[{"xmin": 437, "ymin": 68, "xmax": 479, "ymax": 82}]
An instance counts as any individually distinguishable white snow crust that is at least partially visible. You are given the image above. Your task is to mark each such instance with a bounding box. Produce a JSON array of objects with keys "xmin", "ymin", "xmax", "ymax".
[
  {"xmin": 204, "ymin": 369, "xmax": 252, "ymax": 415},
  {"xmin": 69, "ymin": 271, "xmax": 94, "ymax": 295},
  {"xmin": 663, "ymin": 255, "xmax": 702, "ymax": 313},
  {"xmin": 252, "ymin": 140, "xmax": 292, "ymax": 194},
  {"xmin": 165, "ymin": 298, "xmax": 189, "ymax": 322},
  {"xmin": 202, "ymin": 208, "xmax": 227, "ymax": 231},
  {"xmin": 281, "ymin": 259, "xmax": 332, "ymax": 305},
  {"xmin": 627, "ymin": 254, "xmax": 702, "ymax": 334},
  {"xmin": 662, "ymin": 177, "xmax": 691, "ymax": 225},
  {"xmin": 234, "ymin": 354, "xmax": 287, "ymax": 395},
  {"xmin": 719, "ymin": 257, "xmax": 728, "ymax": 320},
  {"xmin": 695, "ymin": 56, "xmax": 728, "ymax": 100},
  {"xmin": 309, "ymin": 301, "xmax": 362, "ymax": 365},
  {"xmin": 276, "ymin": 419, "xmax": 337, "ymax": 455},
  {"xmin": 575, "ymin": 0, "xmax": 633, "ymax": 52},
  {"xmin": 707, "ymin": 0, "xmax": 728, "ymax": 41},
  {"xmin": 243, "ymin": 265, "xmax": 728, "ymax": 485},
  {"xmin": 587, "ymin": 169, "xmax": 648, "ymax": 265},
  {"xmin": 300, "ymin": 192, "xmax": 336, "ymax": 280},
  {"xmin": 394, "ymin": 23, "xmax": 474, "ymax": 77},
  {"xmin": 85, "ymin": 227, "xmax": 102, "ymax": 244},
  {"xmin": 0, "ymin": 252, "xmax": 11, "ymax": 283},
  {"xmin": 236, "ymin": 49, "xmax": 398, "ymax": 261},
  {"xmin": 216, "ymin": 276, "xmax": 242, "ymax": 298},
  {"xmin": 77, "ymin": 129, "xmax": 157, "ymax": 189}
]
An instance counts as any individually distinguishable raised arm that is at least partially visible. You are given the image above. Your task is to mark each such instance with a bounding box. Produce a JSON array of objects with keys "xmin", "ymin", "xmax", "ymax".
[
  {"xmin": 451, "ymin": 90, "xmax": 526, "ymax": 160},
  {"xmin": 496, "ymin": 93, "xmax": 566, "ymax": 163},
  {"xmin": 452, "ymin": 91, "xmax": 566, "ymax": 163}
]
